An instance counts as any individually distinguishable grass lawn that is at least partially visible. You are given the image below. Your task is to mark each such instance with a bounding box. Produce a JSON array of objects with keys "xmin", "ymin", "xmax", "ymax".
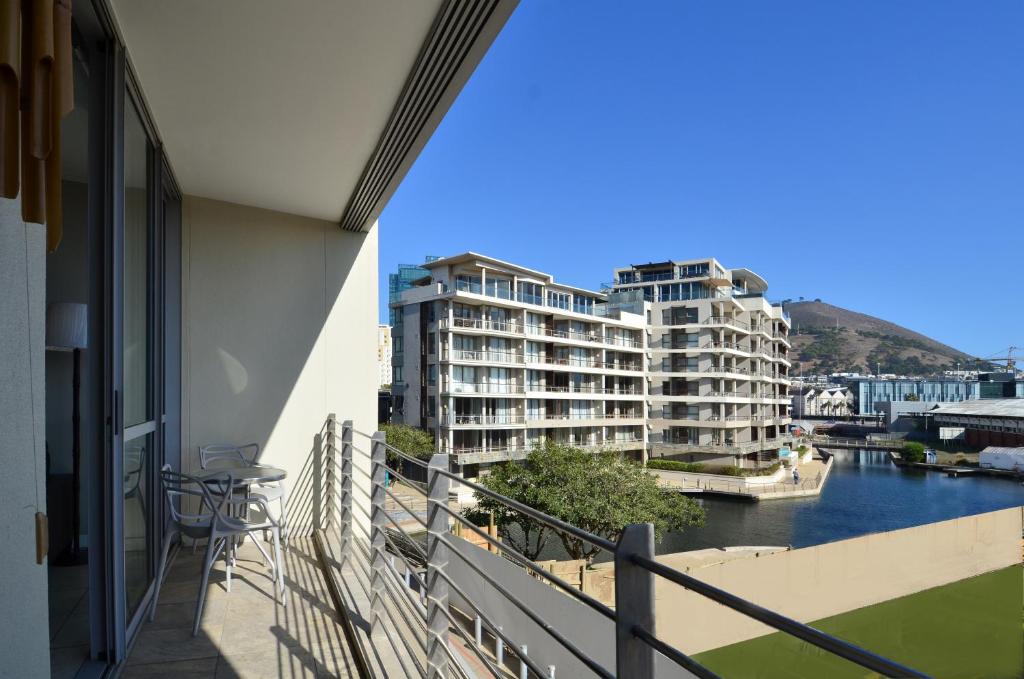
[{"xmin": 692, "ymin": 565, "xmax": 1023, "ymax": 679}]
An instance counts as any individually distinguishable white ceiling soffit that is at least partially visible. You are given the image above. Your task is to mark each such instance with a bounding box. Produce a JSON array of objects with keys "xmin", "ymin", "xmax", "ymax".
[{"xmin": 110, "ymin": 0, "xmax": 516, "ymax": 228}]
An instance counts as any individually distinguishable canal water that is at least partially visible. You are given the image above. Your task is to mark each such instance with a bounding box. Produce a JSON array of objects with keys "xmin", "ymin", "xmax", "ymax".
[{"xmin": 655, "ymin": 449, "xmax": 1024, "ymax": 554}]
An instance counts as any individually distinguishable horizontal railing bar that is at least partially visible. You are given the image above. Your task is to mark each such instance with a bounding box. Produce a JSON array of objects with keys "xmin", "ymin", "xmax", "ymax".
[
  {"xmin": 375, "ymin": 594, "xmax": 428, "ymax": 676},
  {"xmin": 378, "ymin": 541, "xmax": 429, "ymax": 606},
  {"xmin": 379, "ymin": 464, "xmax": 429, "ymax": 498},
  {"xmin": 381, "ymin": 520, "xmax": 429, "ymax": 564},
  {"xmin": 352, "ymin": 429, "xmax": 431, "ymax": 468},
  {"xmin": 437, "ymin": 605, "xmax": 505, "ymax": 679},
  {"xmin": 381, "ymin": 485, "xmax": 429, "ymax": 530},
  {"xmin": 436, "ymin": 503, "xmax": 616, "ymax": 622},
  {"xmin": 431, "ymin": 468, "xmax": 618, "ymax": 554},
  {"xmin": 378, "ymin": 562, "xmax": 429, "ymax": 632},
  {"xmin": 631, "ymin": 554, "xmax": 928, "ymax": 678},
  {"xmin": 630, "ymin": 624, "xmax": 722, "ymax": 679},
  {"xmin": 376, "ymin": 573, "xmax": 429, "ymax": 652},
  {"xmin": 430, "ymin": 565, "xmax": 555, "ymax": 679},
  {"xmin": 436, "ymin": 533, "xmax": 615, "ymax": 679}
]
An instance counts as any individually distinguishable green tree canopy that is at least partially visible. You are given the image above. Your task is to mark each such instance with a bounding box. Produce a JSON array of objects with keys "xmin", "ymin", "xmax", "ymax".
[
  {"xmin": 902, "ymin": 441, "xmax": 926, "ymax": 463},
  {"xmin": 378, "ymin": 423, "xmax": 435, "ymax": 461},
  {"xmin": 472, "ymin": 441, "xmax": 705, "ymax": 562}
]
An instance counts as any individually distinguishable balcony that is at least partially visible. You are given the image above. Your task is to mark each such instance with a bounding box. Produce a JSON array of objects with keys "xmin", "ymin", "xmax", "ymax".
[
  {"xmin": 444, "ymin": 382, "xmax": 526, "ymax": 395},
  {"xmin": 442, "ymin": 414, "xmax": 527, "ymax": 427},
  {"xmin": 301, "ymin": 417, "xmax": 923, "ymax": 679},
  {"xmin": 442, "ymin": 349, "xmax": 525, "ymax": 366}
]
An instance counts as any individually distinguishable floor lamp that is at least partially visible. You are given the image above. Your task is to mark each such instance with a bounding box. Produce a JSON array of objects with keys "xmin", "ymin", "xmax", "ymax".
[{"xmin": 47, "ymin": 302, "xmax": 88, "ymax": 566}]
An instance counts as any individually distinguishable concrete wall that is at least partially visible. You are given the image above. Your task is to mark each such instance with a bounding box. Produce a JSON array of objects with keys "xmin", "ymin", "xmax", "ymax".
[
  {"xmin": 659, "ymin": 506, "xmax": 1023, "ymax": 654},
  {"xmin": 180, "ymin": 196, "xmax": 378, "ymax": 534},
  {"xmin": 0, "ymin": 200, "xmax": 51, "ymax": 678},
  {"xmin": 447, "ymin": 537, "xmax": 695, "ymax": 678}
]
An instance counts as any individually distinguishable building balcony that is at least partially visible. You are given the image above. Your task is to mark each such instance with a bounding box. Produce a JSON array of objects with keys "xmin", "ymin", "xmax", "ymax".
[
  {"xmin": 441, "ymin": 349, "xmax": 525, "ymax": 365},
  {"xmin": 442, "ymin": 414, "xmax": 526, "ymax": 427},
  {"xmin": 439, "ymin": 317, "xmax": 524, "ymax": 336},
  {"xmin": 526, "ymin": 356, "xmax": 644, "ymax": 375},
  {"xmin": 443, "ymin": 382, "xmax": 526, "ymax": 395},
  {"xmin": 525, "ymin": 324, "xmax": 644, "ymax": 351},
  {"xmin": 524, "ymin": 384, "xmax": 643, "ymax": 398}
]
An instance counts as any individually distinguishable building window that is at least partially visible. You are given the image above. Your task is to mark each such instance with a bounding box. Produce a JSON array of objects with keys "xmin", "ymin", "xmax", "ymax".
[
  {"xmin": 573, "ymin": 295, "xmax": 595, "ymax": 315},
  {"xmin": 518, "ymin": 282, "xmax": 543, "ymax": 305},
  {"xmin": 547, "ymin": 290, "xmax": 570, "ymax": 310},
  {"xmin": 455, "ymin": 273, "xmax": 481, "ymax": 294},
  {"xmin": 485, "ymin": 277, "xmax": 512, "ymax": 300},
  {"xmin": 394, "ymin": 366, "xmax": 403, "ymax": 383}
]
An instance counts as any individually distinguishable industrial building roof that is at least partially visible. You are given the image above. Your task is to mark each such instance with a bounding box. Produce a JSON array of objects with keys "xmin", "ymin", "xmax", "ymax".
[{"xmin": 930, "ymin": 399, "xmax": 1024, "ymax": 418}]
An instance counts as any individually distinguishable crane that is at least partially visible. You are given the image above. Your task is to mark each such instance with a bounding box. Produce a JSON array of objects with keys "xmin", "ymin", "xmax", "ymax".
[{"xmin": 974, "ymin": 346, "xmax": 1021, "ymax": 374}]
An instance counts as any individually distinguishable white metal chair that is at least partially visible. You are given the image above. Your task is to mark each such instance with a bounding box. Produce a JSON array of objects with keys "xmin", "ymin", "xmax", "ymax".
[
  {"xmin": 150, "ymin": 465, "xmax": 286, "ymax": 636},
  {"xmin": 198, "ymin": 443, "xmax": 289, "ymax": 548}
]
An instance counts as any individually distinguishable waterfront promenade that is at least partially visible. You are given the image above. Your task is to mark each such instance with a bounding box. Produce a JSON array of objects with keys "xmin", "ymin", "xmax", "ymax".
[{"xmin": 653, "ymin": 453, "xmax": 833, "ymax": 501}]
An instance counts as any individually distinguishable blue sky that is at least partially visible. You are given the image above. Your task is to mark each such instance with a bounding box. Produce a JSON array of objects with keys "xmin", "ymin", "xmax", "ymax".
[{"xmin": 379, "ymin": 1, "xmax": 1024, "ymax": 358}]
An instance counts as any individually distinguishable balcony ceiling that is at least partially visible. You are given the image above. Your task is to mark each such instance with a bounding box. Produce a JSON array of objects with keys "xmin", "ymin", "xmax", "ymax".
[{"xmin": 110, "ymin": 1, "xmax": 511, "ymax": 226}]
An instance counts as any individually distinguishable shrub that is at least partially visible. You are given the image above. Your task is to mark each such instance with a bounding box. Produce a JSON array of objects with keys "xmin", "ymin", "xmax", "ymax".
[
  {"xmin": 646, "ymin": 459, "xmax": 706, "ymax": 473},
  {"xmin": 797, "ymin": 445, "xmax": 808, "ymax": 454},
  {"xmin": 378, "ymin": 423, "xmax": 435, "ymax": 460},
  {"xmin": 902, "ymin": 441, "xmax": 926, "ymax": 463}
]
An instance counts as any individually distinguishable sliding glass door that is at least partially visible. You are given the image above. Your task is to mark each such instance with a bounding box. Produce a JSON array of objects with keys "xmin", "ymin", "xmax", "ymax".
[{"xmin": 121, "ymin": 96, "xmax": 155, "ymax": 623}]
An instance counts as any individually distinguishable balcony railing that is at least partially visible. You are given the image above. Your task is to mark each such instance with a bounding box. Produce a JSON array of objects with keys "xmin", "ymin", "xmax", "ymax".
[
  {"xmin": 319, "ymin": 415, "xmax": 926, "ymax": 679},
  {"xmin": 443, "ymin": 414, "xmax": 526, "ymax": 426},
  {"xmin": 443, "ymin": 349, "xmax": 524, "ymax": 364},
  {"xmin": 444, "ymin": 382, "xmax": 525, "ymax": 395},
  {"xmin": 440, "ymin": 317, "xmax": 522, "ymax": 334}
]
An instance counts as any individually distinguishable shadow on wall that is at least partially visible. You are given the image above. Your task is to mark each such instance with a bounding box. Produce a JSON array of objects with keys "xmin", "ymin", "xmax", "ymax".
[{"xmin": 182, "ymin": 196, "xmax": 376, "ymax": 493}]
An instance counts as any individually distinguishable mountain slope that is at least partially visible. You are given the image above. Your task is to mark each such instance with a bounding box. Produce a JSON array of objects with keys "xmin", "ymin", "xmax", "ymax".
[{"xmin": 782, "ymin": 300, "xmax": 975, "ymax": 375}]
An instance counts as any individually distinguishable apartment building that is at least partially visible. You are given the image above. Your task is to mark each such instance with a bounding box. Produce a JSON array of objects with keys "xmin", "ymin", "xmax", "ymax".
[
  {"xmin": 611, "ymin": 258, "xmax": 793, "ymax": 467},
  {"xmin": 391, "ymin": 254, "xmax": 648, "ymax": 474}
]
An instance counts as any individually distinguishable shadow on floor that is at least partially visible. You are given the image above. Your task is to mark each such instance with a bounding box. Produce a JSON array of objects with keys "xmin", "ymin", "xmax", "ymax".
[{"xmin": 123, "ymin": 538, "xmax": 360, "ymax": 678}]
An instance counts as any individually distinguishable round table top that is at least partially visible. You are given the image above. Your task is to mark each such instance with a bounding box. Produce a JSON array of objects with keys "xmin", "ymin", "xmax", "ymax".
[{"xmin": 198, "ymin": 464, "xmax": 287, "ymax": 484}]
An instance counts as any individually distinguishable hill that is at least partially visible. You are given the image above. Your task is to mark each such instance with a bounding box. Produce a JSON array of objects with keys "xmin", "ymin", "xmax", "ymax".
[{"xmin": 782, "ymin": 300, "xmax": 975, "ymax": 376}]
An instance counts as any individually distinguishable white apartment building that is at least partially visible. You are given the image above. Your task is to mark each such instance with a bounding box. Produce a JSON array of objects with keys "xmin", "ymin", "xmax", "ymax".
[
  {"xmin": 612, "ymin": 258, "xmax": 794, "ymax": 467},
  {"xmin": 378, "ymin": 324, "xmax": 393, "ymax": 387},
  {"xmin": 391, "ymin": 254, "xmax": 648, "ymax": 474}
]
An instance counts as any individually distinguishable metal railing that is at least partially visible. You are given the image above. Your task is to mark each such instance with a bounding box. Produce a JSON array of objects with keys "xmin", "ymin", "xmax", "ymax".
[
  {"xmin": 324, "ymin": 415, "xmax": 927, "ymax": 679},
  {"xmin": 443, "ymin": 349, "xmax": 525, "ymax": 364}
]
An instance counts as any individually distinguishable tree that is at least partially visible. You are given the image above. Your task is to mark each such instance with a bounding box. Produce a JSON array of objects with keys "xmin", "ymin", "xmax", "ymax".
[
  {"xmin": 378, "ymin": 423, "xmax": 435, "ymax": 461},
  {"xmin": 902, "ymin": 441, "xmax": 926, "ymax": 463},
  {"xmin": 473, "ymin": 441, "xmax": 705, "ymax": 562}
]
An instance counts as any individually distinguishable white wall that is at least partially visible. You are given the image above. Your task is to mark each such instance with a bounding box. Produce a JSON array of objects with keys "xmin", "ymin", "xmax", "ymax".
[
  {"xmin": 181, "ymin": 196, "xmax": 378, "ymax": 534},
  {"xmin": 0, "ymin": 200, "xmax": 51, "ymax": 679}
]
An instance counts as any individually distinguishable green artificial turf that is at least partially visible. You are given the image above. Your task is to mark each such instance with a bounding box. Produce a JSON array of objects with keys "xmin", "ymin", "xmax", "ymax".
[{"xmin": 692, "ymin": 565, "xmax": 1023, "ymax": 679}]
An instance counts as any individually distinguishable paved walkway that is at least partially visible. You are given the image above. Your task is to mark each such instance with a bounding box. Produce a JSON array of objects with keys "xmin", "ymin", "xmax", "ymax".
[
  {"xmin": 656, "ymin": 454, "xmax": 832, "ymax": 499},
  {"xmin": 124, "ymin": 538, "xmax": 360, "ymax": 678}
]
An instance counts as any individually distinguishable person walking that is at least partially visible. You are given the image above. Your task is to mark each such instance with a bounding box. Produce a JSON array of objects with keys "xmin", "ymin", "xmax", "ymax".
[{"xmin": 792, "ymin": 467, "xmax": 800, "ymax": 484}]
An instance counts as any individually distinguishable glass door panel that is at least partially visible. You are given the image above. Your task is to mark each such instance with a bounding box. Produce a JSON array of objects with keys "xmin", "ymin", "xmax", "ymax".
[{"xmin": 122, "ymin": 96, "xmax": 154, "ymax": 621}]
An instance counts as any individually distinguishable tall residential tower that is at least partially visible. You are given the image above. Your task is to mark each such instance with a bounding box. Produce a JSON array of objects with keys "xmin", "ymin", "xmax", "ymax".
[{"xmin": 611, "ymin": 258, "xmax": 793, "ymax": 466}]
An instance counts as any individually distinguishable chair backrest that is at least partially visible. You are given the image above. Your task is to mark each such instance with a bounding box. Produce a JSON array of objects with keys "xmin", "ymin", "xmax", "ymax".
[
  {"xmin": 159, "ymin": 464, "xmax": 232, "ymax": 531},
  {"xmin": 198, "ymin": 443, "xmax": 259, "ymax": 470}
]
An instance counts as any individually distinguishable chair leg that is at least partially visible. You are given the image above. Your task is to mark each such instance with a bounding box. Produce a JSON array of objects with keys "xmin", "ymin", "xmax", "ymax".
[
  {"xmin": 279, "ymin": 484, "xmax": 289, "ymax": 550},
  {"xmin": 193, "ymin": 534, "xmax": 217, "ymax": 636},
  {"xmin": 149, "ymin": 529, "xmax": 176, "ymax": 622},
  {"xmin": 271, "ymin": 525, "xmax": 286, "ymax": 607},
  {"xmin": 224, "ymin": 533, "xmax": 232, "ymax": 593}
]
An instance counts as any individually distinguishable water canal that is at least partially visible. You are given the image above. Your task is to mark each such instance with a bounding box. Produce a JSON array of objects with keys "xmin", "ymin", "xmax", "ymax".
[{"xmin": 655, "ymin": 448, "xmax": 1024, "ymax": 554}]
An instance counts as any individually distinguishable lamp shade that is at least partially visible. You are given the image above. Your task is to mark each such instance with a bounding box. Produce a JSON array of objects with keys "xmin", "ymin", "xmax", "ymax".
[{"xmin": 46, "ymin": 302, "xmax": 88, "ymax": 349}]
